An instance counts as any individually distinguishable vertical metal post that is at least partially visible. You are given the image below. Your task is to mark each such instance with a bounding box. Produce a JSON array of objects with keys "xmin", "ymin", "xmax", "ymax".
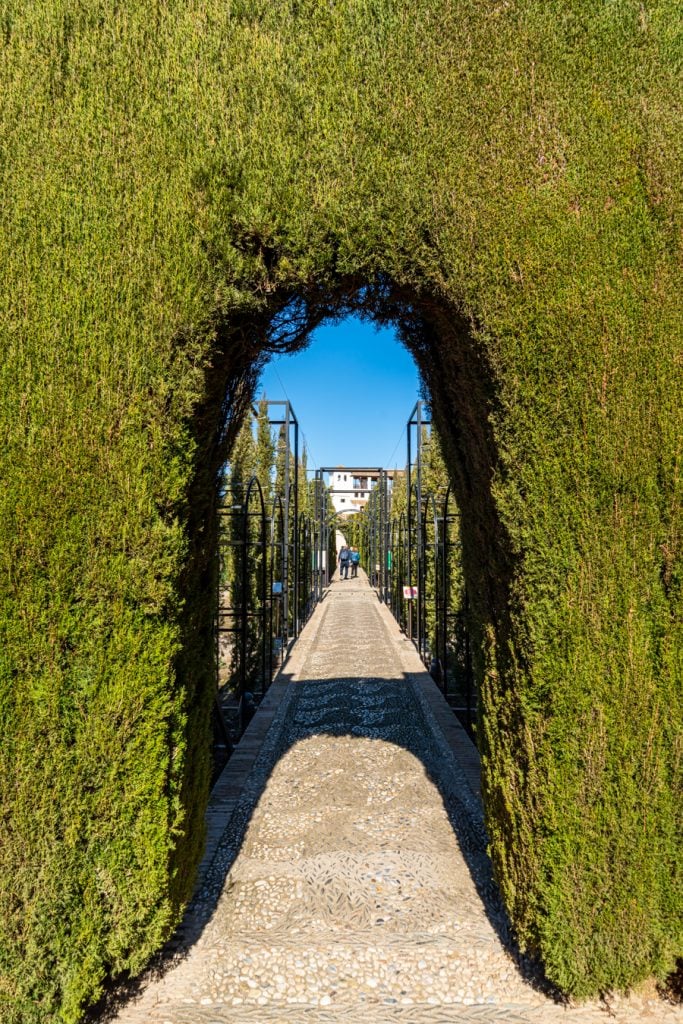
[
  {"xmin": 416, "ymin": 401, "xmax": 424, "ymax": 660},
  {"xmin": 283, "ymin": 403, "xmax": 290, "ymax": 638},
  {"xmin": 318, "ymin": 470, "xmax": 327, "ymax": 589},
  {"xmin": 464, "ymin": 588, "xmax": 472, "ymax": 730},
  {"xmin": 324, "ymin": 476, "xmax": 329, "ymax": 589},
  {"xmin": 370, "ymin": 489, "xmax": 375, "ymax": 587},
  {"xmin": 441, "ymin": 494, "xmax": 449, "ymax": 699},
  {"xmin": 407, "ymin": 416, "xmax": 412, "ymax": 596},
  {"xmin": 317, "ymin": 468, "xmax": 325, "ymax": 598},
  {"xmin": 239, "ymin": 487, "xmax": 248, "ymax": 736},
  {"xmin": 258, "ymin": 483, "xmax": 268, "ymax": 697},
  {"xmin": 268, "ymin": 503, "xmax": 275, "ymax": 688},
  {"xmin": 406, "ymin": 413, "xmax": 413, "ymax": 640},
  {"xmin": 385, "ymin": 471, "xmax": 390, "ymax": 601},
  {"xmin": 292, "ymin": 412, "xmax": 299, "ymax": 636},
  {"xmin": 325, "ymin": 487, "xmax": 330, "ymax": 587},
  {"xmin": 379, "ymin": 471, "xmax": 385, "ymax": 600}
]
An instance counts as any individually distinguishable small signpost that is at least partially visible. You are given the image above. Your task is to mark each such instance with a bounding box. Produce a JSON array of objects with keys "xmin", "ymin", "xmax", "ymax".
[{"xmin": 403, "ymin": 585, "xmax": 418, "ymax": 600}]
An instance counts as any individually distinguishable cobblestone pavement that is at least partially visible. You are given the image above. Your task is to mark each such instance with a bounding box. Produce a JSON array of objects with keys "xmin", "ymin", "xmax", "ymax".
[{"xmin": 109, "ymin": 573, "xmax": 681, "ymax": 1024}]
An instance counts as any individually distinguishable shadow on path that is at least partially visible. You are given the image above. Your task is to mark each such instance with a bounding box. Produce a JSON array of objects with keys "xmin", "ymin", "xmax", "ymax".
[{"xmin": 97, "ymin": 666, "xmax": 555, "ymax": 1021}]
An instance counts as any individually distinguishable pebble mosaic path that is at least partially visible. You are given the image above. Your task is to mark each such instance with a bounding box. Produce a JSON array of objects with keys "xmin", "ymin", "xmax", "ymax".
[{"xmin": 109, "ymin": 570, "xmax": 681, "ymax": 1024}]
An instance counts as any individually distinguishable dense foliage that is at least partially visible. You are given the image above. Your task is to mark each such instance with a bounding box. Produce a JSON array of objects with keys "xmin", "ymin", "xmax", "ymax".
[{"xmin": 1, "ymin": 1, "xmax": 681, "ymax": 1019}]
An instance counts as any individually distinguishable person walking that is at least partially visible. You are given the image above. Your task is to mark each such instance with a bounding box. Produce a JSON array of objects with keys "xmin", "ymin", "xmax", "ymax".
[
  {"xmin": 338, "ymin": 545, "xmax": 350, "ymax": 579},
  {"xmin": 350, "ymin": 547, "xmax": 360, "ymax": 578}
]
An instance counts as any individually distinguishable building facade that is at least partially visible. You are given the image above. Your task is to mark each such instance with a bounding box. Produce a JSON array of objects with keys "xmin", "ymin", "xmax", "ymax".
[{"xmin": 329, "ymin": 468, "xmax": 403, "ymax": 516}]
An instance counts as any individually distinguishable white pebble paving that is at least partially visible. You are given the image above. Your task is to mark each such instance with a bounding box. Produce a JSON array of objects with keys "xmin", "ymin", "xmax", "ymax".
[{"xmin": 111, "ymin": 577, "xmax": 682, "ymax": 1024}]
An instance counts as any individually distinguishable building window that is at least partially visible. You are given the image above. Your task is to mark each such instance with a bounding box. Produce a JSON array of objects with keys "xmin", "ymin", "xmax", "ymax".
[{"xmin": 340, "ymin": 498, "xmax": 346, "ymax": 503}]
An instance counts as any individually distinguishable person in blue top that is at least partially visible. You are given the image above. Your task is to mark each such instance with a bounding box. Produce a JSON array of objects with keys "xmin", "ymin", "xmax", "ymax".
[{"xmin": 350, "ymin": 547, "xmax": 360, "ymax": 577}]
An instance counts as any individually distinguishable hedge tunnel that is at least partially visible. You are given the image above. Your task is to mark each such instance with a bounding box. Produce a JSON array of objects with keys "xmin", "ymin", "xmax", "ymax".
[{"xmin": 1, "ymin": 2, "xmax": 681, "ymax": 1021}]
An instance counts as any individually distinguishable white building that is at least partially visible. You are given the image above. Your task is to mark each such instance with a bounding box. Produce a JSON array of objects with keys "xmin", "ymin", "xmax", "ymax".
[{"xmin": 329, "ymin": 468, "xmax": 403, "ymax": 517}]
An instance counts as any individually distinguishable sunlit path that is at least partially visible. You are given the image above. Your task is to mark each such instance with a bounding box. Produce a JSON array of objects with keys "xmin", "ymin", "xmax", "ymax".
[{"xmin": 110, "ymin": 574, "xmax": 679, "ymax": 1023}]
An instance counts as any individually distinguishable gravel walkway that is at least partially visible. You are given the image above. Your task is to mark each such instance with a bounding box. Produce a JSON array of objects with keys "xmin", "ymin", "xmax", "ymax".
[{"xmin": 108, "ymin": 573, "xmax": 680, "ymax": 1023}]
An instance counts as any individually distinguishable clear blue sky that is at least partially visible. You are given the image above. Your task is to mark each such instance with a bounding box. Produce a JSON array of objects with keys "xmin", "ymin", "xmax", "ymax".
[{"xmin": 258, "ymin": 316, "xmax": 421, "ymax": 474}]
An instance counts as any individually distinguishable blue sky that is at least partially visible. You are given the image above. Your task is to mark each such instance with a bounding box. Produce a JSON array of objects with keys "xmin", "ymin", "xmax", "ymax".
[{"xmin": 258, "ymin": 316, "xmax": 421, "ymax": 474}]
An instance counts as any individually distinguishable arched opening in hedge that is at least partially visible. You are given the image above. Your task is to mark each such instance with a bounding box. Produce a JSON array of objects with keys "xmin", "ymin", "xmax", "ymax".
[
  {"xmin": 166, "ymin": 262, "xmax": 679, "ymax": 1007},
  {"xmin": 182, "ymin": 278, "xmax": 509, "ymax": 791},
  {"xmin": 209, "ymin": 289, "xmax": 500, "ymax": 771},
  {"xmin": 187, "ymin": 278, "xmax": 513, "ymax": 772}
]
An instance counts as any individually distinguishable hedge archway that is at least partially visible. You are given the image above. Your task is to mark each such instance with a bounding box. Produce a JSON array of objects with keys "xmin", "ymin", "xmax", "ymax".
[{"xmin": 1, "ymin": 2, "xmax": 681, "ymax": 1020}]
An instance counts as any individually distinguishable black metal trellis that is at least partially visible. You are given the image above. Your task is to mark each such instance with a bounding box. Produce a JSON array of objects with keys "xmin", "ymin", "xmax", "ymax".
[
  {"xmin": 217, "ymin": 474, "xmax": 269, "ymax": 737},
  {"xmin": 269, "ymin": 493, "xmax": 287, "ymax": 675},
  {"xmin": 388, "ymin": 510, "xmax": 407, "ymax": 630},
  {"xmin": 312, "ymin": 469, "xmax": 329, "ymax": 598},
  {"xmin": 297, "ymin": 511, "xmax": 314, "ymax": 625},
  {"xmin": 384, "ymin": 480, "xmax": 475, "ymax": 733},
  {"xmin": 380, "ymin": 401, "xmax": 477, "ymax": 735},
  {"xmin": 264, "ymin": 401, "xmax": 299, "ymax": 639},
  {"xmin": 218, "ymin": 399, "xmax": 476, "ymax": 751},
  {"xmin": 218, "ymin": 476, "xmax": 317, "ymax": 746},
  {"xmin": 361, "ymin": 472, "xmax": 389, "ymax": 594},
  {"xmin": 217, "ymin": 400, "xmax": 319, "ymax": 747},
  {"xmin": 406, "ymin": 401, "xmax": 430, "ymax": 656}
]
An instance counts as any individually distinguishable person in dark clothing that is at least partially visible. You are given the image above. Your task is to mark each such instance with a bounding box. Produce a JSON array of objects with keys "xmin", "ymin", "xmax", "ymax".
[{"xmin": 338, "ymin": 545, "xmax": 350, "ymax": 579}]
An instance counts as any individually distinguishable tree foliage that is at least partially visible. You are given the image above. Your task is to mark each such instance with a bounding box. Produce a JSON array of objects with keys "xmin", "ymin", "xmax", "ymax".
[{"xmin": 1, "ymin": 1, "xmax": 681, "ymax": 1019}]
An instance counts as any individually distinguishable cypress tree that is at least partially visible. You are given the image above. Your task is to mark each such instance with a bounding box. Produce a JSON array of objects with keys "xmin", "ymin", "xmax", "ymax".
[
  {"xmin": 298, "ymin": 446, "xmax": 310, "ymax": 520},
  {"xmin": 254, "ymin": 398, "xmax": 275, "ymax": 510},
  {"xmin": 1, "ymin": 1, "xmax": 680, "ymax": 1016}
]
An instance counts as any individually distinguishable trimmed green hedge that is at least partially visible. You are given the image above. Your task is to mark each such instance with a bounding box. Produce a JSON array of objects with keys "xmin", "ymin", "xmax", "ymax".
[{"xmin": 1, "ymin": 1, "xmax": 681, "ymax": 1018}]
